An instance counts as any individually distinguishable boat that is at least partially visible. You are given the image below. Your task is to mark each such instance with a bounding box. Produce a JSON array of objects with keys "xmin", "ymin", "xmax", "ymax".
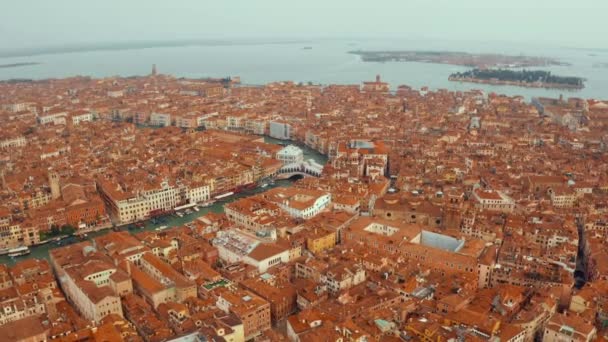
[
  {"xmin": 261, "ymin": 183, "xmax": 269, "ymax": 188},
  {"xmin": 200, "ymin": 200, "xmax": 215, "ymax": 208},
  {"xmin": 176, "ymin": 212, "xmax": 184, "ymax": 218},
  {"xmin": 214, "ymin": 192, "xmax": 234, "ymax": 200},
  {"xmin": 8, "ymin": 246, "xmax": 30, "ymax": 257},
  {"xmin": 155, "ymin": 225, "xmax": 169, "ymax": 232},
  {"xmin": 193, "ymin": 206, "xmax": 200, "ymax": 212},
  {"xmin": 185, "ymin": 209, "xmax": 193, "ymax": 215}
]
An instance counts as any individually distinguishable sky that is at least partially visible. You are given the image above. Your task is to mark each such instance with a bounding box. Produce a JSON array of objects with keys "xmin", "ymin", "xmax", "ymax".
[{"xmin": 1, "ymin": 0, "xmax": 608, "ymax": 50}]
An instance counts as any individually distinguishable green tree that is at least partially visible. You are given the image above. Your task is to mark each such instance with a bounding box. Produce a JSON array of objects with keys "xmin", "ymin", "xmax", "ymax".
[{"xmin": 60, "ymin": 224, "xmax": 76, "ymax": 235}]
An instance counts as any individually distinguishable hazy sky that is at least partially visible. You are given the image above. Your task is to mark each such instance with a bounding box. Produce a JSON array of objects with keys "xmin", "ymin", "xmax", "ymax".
[{"xmin": 2, "ymin": 0, "xmax": 607, "ymax": 49}]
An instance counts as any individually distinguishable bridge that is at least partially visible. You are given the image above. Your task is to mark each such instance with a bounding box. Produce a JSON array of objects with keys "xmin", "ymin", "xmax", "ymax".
[{"xmin": 276, "ymin": 159, "xmax": 323, "ymax": 179}]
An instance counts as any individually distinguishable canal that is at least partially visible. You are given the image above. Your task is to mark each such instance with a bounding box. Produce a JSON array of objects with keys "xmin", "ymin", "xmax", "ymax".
[{"xmin": 0, "ymin": 136, "xmax": 327, "ymax": 266}]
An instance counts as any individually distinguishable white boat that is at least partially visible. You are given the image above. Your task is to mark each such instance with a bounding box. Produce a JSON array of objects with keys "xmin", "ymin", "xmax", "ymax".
[
  {"xmin": 261, "ymin": 183, "xmax": 268, "ymax": 188},
  {"xmin": 185, "ymin": 209, "xmax": 193, "ymax": 215},
  {"xmin": 173, "ymin": 202, "xmax": 197, "ymax": 212},
  {"xmin": 176, "ymin": 212, "xmax": 184, "ymax": 217},
  {"xmin": 155, "ymin": 225, "xmax": 169, "ymax": 232},
  {"xmin": 214, "ymin": 192, "xmax": 234, "ymax": 200},
  {"xmin": 193, "ymin": 206, "xmax": 200, "ymax": 212},
  {"xmin": 200, "ymin": 201, "xmax": 215, "ymax": 208},
  {"xmin": 8, "ymin": 246, "xmax": 30, "ymax": 257}
]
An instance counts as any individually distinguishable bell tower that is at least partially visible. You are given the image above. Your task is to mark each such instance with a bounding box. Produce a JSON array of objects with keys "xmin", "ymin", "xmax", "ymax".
[{"xmin": 48, "ymin": 169, "xmax": 61, "ymax": 200}]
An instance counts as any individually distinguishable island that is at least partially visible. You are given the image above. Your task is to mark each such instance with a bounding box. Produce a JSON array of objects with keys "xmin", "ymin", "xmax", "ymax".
[
  {"xmin": 448, "ymin": 69, "xmax": 585, "ymax": 89},
  {"xmin": 349, "ymin": 50, "xmax": 568, "ymax": 68},
  {"xmin": 0, "ymin": 62, "xmax": 40, "ymax": 69}
]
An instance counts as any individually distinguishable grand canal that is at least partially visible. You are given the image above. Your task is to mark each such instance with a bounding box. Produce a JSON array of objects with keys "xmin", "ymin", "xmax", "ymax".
[{"xmin": 0, "ymin": 136, "xmax": 327, "ymax": 266}]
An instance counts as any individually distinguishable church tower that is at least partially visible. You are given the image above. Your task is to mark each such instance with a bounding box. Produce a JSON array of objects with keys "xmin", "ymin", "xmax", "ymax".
[
  {"xmin": 151, "ymin": 64, "xmax": 157, "ymax": 77},
  {"xmin": 48, "ymin": 170, "xmax": 61, "ymax": 200}
]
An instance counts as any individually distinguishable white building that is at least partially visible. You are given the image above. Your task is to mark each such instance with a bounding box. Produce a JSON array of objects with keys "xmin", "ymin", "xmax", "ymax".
[
  {"xmin": 186, "ymin": 183, "xmax": 211, "ymax": 204},
  {"xmin": 107, "ymin": 89, "xmax": 124, "ymax": 98},
  {"xmin": 71, "ymin": 110, "xmax": 94, "ymax": 125},
  {"xmin": 549, "ymin": 186, "xmax": 577, "ymax": 208},
  {"xmin": 0, "ymin": 136, "xmax": 26, "ymax": 149},
  {"xmin": 269, "ymin": 121, "xmax": 292, "ymax": 140},
  {"xmin": 98, "ymin": 179, "xmax": 180, "ymax": 224},
  {"xmin": 213, "ymin": 230, "xmax": 288, "ymax": 273},
  {"xmin": 197, "ymin": 112, "xmax": 219, "ymax": 127},
  {"xmin": 2, "ymin": 102, "xmax": 34, "ymax": 113},
  {"xmin": 38, "ymin": 110, "xmax": 67, "ymax": 125},
  {"xmin": 0, "ymin": 296, "xmax": 46, "ymax": 325},
  {"xmin": 276, "ymin": 145, "xmax": 304, "ymax": 165},
  {"xmin": 243, "ymin": 243, "xmax": 290, "ymax": 273},
  {"xmin": 322, "ymin": 264, "xmax": 366, "ymax": 295},
  {"xmin": 472, "ymin": 189, "xmax": 515, "ymax": 213},
  {"xmin": 213, "ymin": 230, "xmax": 260, "ymax": 265},
  {"xmin": 150, "ymin": 112, "xmax": 172, "ymax": 127},
  {"xmin": 264, "ymin": 188, "xmax": 331, "ymax": 219},
  {"xmin": 62, "ymin": 270, "xmax": 124, "ymax": 323}
]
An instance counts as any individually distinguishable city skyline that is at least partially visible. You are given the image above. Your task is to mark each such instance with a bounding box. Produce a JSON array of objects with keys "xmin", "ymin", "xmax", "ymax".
[{"xmin": 1, "ymin": 1, "xmax": 608, "ymax": 341}]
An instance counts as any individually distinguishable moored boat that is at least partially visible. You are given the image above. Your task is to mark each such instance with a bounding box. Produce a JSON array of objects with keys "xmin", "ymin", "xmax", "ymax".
[
  {"xmin": 200, "ymin": 200, "xmax": 215, "ymax": 208},
  {"xmin": 8, "ymin": 246, "xmax": 30, "ymax": 257},
  {"xmin": 214, "ymin": 192, "xmax": 234, "ymax": 200}
]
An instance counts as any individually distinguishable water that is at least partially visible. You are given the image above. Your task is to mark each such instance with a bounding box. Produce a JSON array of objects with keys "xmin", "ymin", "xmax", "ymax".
[
  {"xmin": 0, "ymin": 38, "xmax": 607, "ymax": 100},
  {"xmin": 0, "ymin": 137, "xmax": 327, "ymax": 266}
]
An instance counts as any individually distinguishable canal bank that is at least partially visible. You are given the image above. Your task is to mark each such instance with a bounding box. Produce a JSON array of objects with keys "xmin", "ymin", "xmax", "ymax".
[{"xmin": 0, "ymin": 136, "xmax": 327, "ymax": 266}]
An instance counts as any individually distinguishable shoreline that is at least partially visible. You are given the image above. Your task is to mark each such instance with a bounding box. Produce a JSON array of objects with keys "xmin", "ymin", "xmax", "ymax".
[
  {"xmin": 448, "ymin": 76, "xmax": 585, "ymax": 90},
  {"xmin": 0, "ymin": 62, "xmax": 41, "ymax": 69},
  {"xmin": 349, "ymin": 50, "xmax": 569, "ymax": 68}
]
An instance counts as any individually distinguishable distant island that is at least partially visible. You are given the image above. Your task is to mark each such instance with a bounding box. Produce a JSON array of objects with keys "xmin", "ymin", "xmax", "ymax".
[
  {"xmin": 0, "ymin": 39, "xmax": 312, "ymax": 58},
  {"xmin": 449, "ymin": 69, "xmax": 585, "ymax": 89},
  {"xmin": 0, "ymin": 62, "xmax": 40, "ymax": 69},
  {"xmin": 349, "ymin": 50, "xmax": 568, "ymax": 68}
]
